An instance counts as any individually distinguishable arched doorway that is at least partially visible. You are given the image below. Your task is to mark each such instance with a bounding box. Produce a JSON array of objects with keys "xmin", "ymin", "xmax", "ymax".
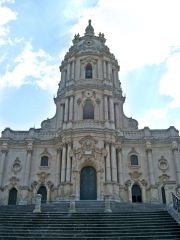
[
  {"xmin": 80, "ymin": 166, "xmax": 97, "ymax": 200},
  {"xmin": 37, "ymin": 186, "xmax": 47, "ymax": 203},
  {"xmin": 161, "ymin": 186, "xmax": 166, "ymax": 204},
  {"xmin": 132, "ymin": 184, "xmax": 142, "ymax": 203},
  {"xmin": 8, "ymin": 187, "xmax": 17, "ymax": 205}
]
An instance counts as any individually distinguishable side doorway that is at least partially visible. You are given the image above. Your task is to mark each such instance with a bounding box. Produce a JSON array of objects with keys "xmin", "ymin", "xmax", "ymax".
[
  {"xmin": 132, "ymin": 184, "xmax": 142, "ymax": 203},
  {"xmin": 8, "ymin": 187, "xmax": 18, "ymax": 205},
  {"xmin": 37, "ymin": 186, "xmax": 47, "ymax": 203}
]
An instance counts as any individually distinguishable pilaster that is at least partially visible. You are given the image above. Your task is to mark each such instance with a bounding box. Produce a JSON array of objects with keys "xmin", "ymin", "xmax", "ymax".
[{"xmin": 172, "ymin": 141, "xmax": 180, "ymax": 184}]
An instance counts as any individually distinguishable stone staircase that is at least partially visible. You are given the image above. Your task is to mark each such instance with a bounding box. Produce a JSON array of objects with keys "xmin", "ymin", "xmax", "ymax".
[{"xmin": 0, "ymin": 201, "xmax": 180, "ymax": 239}]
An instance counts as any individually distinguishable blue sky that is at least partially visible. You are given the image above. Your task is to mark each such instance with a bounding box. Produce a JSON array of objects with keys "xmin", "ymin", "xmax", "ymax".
[{"xmin": 0, "ymin": 0, "xmax": 180, "ymax": 134}]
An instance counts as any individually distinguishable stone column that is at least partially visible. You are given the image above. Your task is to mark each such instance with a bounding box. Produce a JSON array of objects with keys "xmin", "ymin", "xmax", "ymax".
[
  {"xmin": 104, "ymin": 95, "xmax": 109, "ymax": 121},
  {"xmin": 75, "ymin": 59, "xmax": 80, "ymax": 81},
  {"xmin": 81, "ymin": 63, "xmax": 84, "ymax": 79},
  {"xmin": 103, "ymin": 60, "xmax": 106, "ymax": 79},
  {"xmin": 115, "ymin": 103, "xmax": 120, "ymax": 129},
  {"xmin": 59, "ymin": 104, "xmax": 64, "ymax": 127},
  {"xmin": 172, "ymin": 141, "xmax": 180, "ymax": 184},
  {"xmin": 111, "ymin": 144, "xmax": 117, "ymax": 182},
  {"xmin": 71, "ymin": 61, "xmax": 75, "ymax": 80},
  {"xmin": 108, "ymin": 62, "xmax": 111, "ymax": 80},
  {"xmin": 0, "ymin": 142, "xmax": 8, "ymax": 187},
  {"xmin": 146, "ymin": 141, "xmax": 155, "ymax": 186},
  {"xmin": 69, "ymin": 96, "xmax": 74, "ymax": 122},
  {"xmin": 105, "ymin": 143, "xmax": 111, "ymax": 181},
  {"xmin": 109, "ymin": 97, "xmax": 115, "ymax": 122},
  {"xmin": 66, "ymin": 143, "xmax": 71, "ymax": 182},
  {"xmin": 67, "ymin": 63, "xmax": 70, "ymax": 81},
  {"xmin": 142, "ymin": 186, "xmax": 146, "ymax": 203},
  {"xmin": 61, "ymin": 144, "xmax": 66, "ymax": 183},
  {"xmin": 98, "ymin": 59, "xmax": 102, "ymax": 79},
  {"xmin": 92, "ymin": 63, "xmax": 96, "ymax": 79},
  {"xmin": 97, "ymin": 170, "xmax": 101, "ymax": 200},
  {"xmin": 117, "ymin": 146, "xmax": 124, "ymax": 185},
  {"xmin": 113, "ymin": 69, "xmax": 116, "ymax": 87},
  {"xmin": 55, "ymin": 147, "xmax": 62, "ymax": 186},
  {"xmin": 64, "ymin": 97, "xmax": 69, "ymax": 122},
  {"xmin": 116, "ymin": 70, "xmax": 119, "ymax": 82},
  {"xmin": 126, "ymin": 180, "xmax": 132, "ymax": 202},
  {"xmin": 24, "ymin": 142, "xmax": 33, "ymax": 187}
]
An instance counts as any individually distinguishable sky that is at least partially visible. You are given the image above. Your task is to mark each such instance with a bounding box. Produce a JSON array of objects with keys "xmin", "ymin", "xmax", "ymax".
[{"xmin": 0, "ymin": 0, "xmax": 180, "ymax": 134}]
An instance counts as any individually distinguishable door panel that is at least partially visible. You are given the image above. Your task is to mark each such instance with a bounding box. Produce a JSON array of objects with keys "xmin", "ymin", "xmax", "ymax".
[{"xmin": 80, "ymin": 166, "xmax": 97, "ymax": 200}]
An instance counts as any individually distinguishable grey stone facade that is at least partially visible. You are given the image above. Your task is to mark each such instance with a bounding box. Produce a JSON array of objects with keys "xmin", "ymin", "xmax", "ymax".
[{"xmin": 0, "ymin": 20, "xmax": 180, "ymax": 205}]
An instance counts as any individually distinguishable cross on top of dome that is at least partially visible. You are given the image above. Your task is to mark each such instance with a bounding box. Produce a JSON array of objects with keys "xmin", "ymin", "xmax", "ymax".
[{"xmin": 85, "ymin": 19, "xmax": 94, "ymax": 37}]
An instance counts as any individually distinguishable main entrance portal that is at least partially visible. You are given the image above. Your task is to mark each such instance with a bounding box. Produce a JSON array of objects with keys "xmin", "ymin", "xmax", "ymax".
[{"xmin": 80, "ymin": 166, "xmax": 97, "ymax": 200}]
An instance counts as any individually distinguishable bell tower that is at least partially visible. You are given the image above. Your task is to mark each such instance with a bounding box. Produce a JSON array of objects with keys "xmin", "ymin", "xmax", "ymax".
[{"xmin": 47, "ymin": 19, "xmax": 138, "ymax": 132}]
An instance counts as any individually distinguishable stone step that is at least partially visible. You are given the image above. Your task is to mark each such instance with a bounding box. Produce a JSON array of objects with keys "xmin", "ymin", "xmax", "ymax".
[{"xmin": 0, "ymin": 201, "xmax": 179, "ymax": 239}]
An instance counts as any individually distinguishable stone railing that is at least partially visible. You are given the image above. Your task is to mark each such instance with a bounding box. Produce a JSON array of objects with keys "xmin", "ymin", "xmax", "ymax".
[
  {"xmin": 1, "ymin": 128, "xmax": 57, "ymax": 141},
  {"xmin": 167, "ymin": 193, "xmax": 180, "ymax": 224},
  {"xmin": 123, "ymin": 130, "xmax": 144, "ymax": 139},
  {"xmin": 123, "ymin": 126, "xmax": 179, "ymax": 140},
  {"xmin": 72, "ymin": 120, "xmax": 105, "ymax": 129},
  {"xmin": 172, "ymin": 193, "xmax": 180, "ymax": 212}
]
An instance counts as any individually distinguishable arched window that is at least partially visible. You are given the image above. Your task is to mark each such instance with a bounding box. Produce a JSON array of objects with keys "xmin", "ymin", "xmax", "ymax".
[
  {"xmin": 130, "ymin": 155, "xmax": 138, "ymax": 166},
  {"xmin": 40, "ymin": 156, "xmax": 49, "ymax": 166},
  {"xmin": 85, "ymin": 63, "xmax": 92, "ymax": 79},
  {"xmin": 83, "ymin": 101, "xmax": 94, "ymax": 119}
]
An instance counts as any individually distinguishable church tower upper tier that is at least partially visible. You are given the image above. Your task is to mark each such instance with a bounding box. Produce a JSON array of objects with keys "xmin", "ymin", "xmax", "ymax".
[
  {"xmin": 57, "ymin": 20, "xmax": 122, "ymax": 96},
  {"xmin": 45, "ymin": 20, "xmax": 138, "ymax": 131}
]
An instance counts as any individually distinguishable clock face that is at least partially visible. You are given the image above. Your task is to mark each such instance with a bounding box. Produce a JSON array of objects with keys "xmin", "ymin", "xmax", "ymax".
[
  {"xmin": 85, "ymin": 91, "xmax": 93, "ymax": 98},
  {"xmin": 85, "ymin": 40, "xmax": 93, "ymax": 47}
]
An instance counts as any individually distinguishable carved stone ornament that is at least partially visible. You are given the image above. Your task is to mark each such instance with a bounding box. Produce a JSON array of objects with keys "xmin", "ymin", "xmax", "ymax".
[
  {"xmin": 158, "ymin": 156, "xmax": 169, "ymax": 172},
  {"xmin": 125, "ymin": 179, "xmax": 132, "ymax": 187},
  {"xmin": 145, "ymin": 141, "xmax": 152, "ymax": 151},
  {"xmin": 159, "ymin": 174, "xmax": 170, "ymax": 183},
  {"xmin": 78, "ymin": 136, "xmax": 98, "ymax": 160},
  {"xmin": 77, "ymin": 98, "xmax": 82, "ymax": 105},
  {"xmin": 37, "ymin": 172, "xmax": 50, "ymax": 184},
  {"xmin": 85, "ymin": 90, "xmax": 93, "ymax": 98},
  {"xmin": 47, "ymin": 181, "xmax": 54, "ymax": 190},
  {"xmin": 41, "ymin": 148, "xmax": 49, "ymax": 156},
  {"xmin": 26, "ymin": 142, "xmax": 33, "ymax": 153},
  {"xmin": 140, "ymin": 179, "xmax": 148, "ymax": 187},
  {"xmin": 1, "ymin": 142, "xmax": 8, "ymax": 153},
  {"xmin": 9, "ymin": 176, "xmax": 19, "ymax": 186},
  {"xmin": 172, "ymin": 141, "xmax": 178, "ymax": 151},
  {"xmin": 129, "ymin": 171, "xmax": 142, "ymax": 180},
  {"xmin": 11, "ymin": 157, "xmax": 22, "ymax": 174},
  {"xmin": 96, "ymin": 98, "xmax": 101, "ymax": 104}
]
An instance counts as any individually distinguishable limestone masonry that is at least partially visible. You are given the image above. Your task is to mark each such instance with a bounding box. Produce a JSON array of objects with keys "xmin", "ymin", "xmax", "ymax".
[{"xmin": 0, "ymin": 20, "xmax": 180, "ymax": 205}]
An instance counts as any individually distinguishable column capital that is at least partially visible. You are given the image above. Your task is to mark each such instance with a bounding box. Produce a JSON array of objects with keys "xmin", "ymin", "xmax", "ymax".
[
  {"xmin": 115, "ymin": 143, "xmax": 122, "ymax": 150},
  {"xmin": 26, "ymin": 142, "xmax": 33, "ymax": 153},
  {"xmin": 145, "ymin": 141, "xmax": 152, "ymax": 152},
  {"xmin": 172, "ymin": 141, "xmax": 178, "ymax": 151},
  {"xmin": 1, "ymin": 142, "xmax": 8, "ymax": 154}
]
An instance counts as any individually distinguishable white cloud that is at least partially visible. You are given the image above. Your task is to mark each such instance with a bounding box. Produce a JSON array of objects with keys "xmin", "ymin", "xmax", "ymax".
[
  {"xmin": 0, "ymin": 0, "xmax": 17, "ymax": 45},
  {"xmin": 0, "ymin": 42, "xmax": 60, "ymax": 93},
  {"xmin": 70, "ymin": 0, "xmax": 180, "ymax": 73},
  {"xmin": 0, "ymin": 4, "xmax": 16, "ymax": 25},
  {"xmin": 138, "ymin": 108, "xmax": 169, "ymax": 129},
  {"xmin": 159, "ymin": 51, "xmax": 180, "ymax": 109}
]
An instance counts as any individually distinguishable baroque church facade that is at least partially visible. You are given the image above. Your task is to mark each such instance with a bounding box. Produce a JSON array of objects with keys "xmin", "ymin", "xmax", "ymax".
[{"xmin": 0, "ymin": 20, "xmax": 180, "ymax": 205}]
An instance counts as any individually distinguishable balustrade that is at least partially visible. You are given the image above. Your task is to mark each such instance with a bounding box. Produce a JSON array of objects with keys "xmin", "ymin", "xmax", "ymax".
[{"xmin": 172, "ymin": 193, "xmax": 180, "ymax": 212}]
